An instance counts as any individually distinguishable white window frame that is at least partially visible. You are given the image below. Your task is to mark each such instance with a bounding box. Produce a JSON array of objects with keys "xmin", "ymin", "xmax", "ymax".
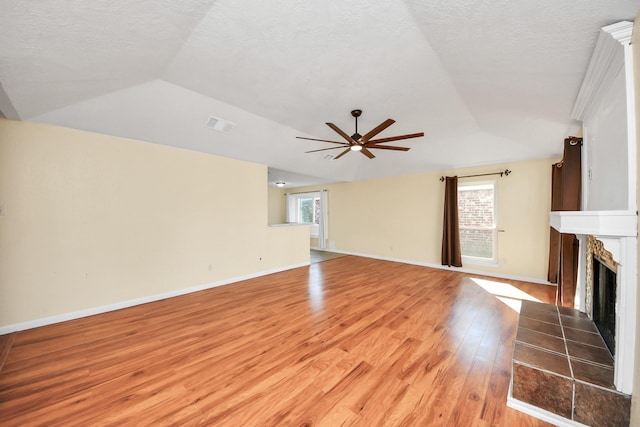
[
  {"xmin": 458, "ymin": 181, "xmax": 498, "ymax": 266},
  {"xmin": 287, "ymin": 192, "xmax": 320, "ymax": 237}
]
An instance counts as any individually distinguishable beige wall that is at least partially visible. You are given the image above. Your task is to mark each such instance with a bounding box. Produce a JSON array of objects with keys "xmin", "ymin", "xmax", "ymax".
[
  {"xmin": 632, "ymin": 12, "xmax": 640, "ymax": 426},
  {"xmin": 295, "ymin": 157, "xmax": 555, "ymax": 281},
  {"xmin": 267, "ymin": 186, "xmax": 286, "ymax": 224},
  {"xmin": 0, "ymin": 119, "xmax": 309, "ymax": 328}
]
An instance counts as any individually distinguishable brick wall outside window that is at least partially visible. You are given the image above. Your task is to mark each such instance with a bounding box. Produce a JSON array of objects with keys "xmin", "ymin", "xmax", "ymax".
[{"xmin": 458, "ymin": 186, "xmax": 495, "ymax": 259}]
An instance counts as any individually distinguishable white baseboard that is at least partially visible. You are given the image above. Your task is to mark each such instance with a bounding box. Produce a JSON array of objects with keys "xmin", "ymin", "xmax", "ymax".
[
  {"xmin": 0, "ymin": 262, "xmax": 309, "ymax": 335},
  {"xmin": 507, "ymin": 382, "xmax": 588, "ymax": 427},
  {"xmin": 317, "ymin": 248, "xmax": 555, "ymax": 286}
]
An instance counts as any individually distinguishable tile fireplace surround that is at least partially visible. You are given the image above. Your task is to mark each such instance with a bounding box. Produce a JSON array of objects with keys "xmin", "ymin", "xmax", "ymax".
[
  {"xmin": 510, "ymin": 300, "xmax": 630, "ymax": 426},
  {"xmin": 510, "ymin": 210, "xmax": 638, "ymax": 426}
]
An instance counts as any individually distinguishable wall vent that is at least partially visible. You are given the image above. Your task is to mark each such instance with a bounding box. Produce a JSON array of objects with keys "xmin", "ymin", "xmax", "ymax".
[{"xmin": 206, "ymin": 116, "xmax": 235, "ymax": 134}]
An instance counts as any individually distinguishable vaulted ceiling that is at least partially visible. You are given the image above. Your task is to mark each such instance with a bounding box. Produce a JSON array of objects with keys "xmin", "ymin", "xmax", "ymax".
[{"xmin": 1, "ymin": 1, "xmax": 638, "ymax": 187}]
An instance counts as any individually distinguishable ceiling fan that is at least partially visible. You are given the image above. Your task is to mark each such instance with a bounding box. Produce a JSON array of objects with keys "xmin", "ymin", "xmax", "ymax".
[{"xmin": 296, "ymin": 109, "xmax": 424, "ymax": 159}]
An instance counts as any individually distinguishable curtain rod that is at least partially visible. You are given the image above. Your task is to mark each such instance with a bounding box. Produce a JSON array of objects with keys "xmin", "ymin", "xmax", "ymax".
[{"xmin": 439, "ymin": 169, "xmax": 511, "ymax": 181}]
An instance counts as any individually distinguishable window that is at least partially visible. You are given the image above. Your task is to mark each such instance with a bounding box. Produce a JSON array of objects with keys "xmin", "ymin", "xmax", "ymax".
[
  {"xmin": 298, "ymin": 197, "xmax": 320, "ymax": 225},
  {"xmin": 286, "ymin": 192, "xmax": 321, "ymax": 236},
  {"xmin": 458, "ymin": 182, "xmax": 497, "ymax": 263}
]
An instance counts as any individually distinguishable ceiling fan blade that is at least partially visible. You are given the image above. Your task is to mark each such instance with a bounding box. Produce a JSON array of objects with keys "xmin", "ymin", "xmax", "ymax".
[
  {"xmin": 296, "ymin": 136, "xmax": 349, "ymax": 146},
  {"xmin": 368, "ymin": 145, "xmax": 411, "ymax": 151},
  {"xmin": 334, "ymin": 148, "xmax": 351, "ymax": 160},
  {"xmin": 305, "ymin": 146, "xmax": 349, "ymax": 153},
  {"xmin": 361, "ymin": 119, "xmax": 395, "ymax": 142},
  {"xmin": 367, "ymin": 132, "xmax": 425, "ymax": 144},
  {"xmin": 326, "ymin": 123, "xmax": 358, "ymax": 145},
  {"xmin": 361, "ymin": 147, "xmax": 375, "ymax": 159}
]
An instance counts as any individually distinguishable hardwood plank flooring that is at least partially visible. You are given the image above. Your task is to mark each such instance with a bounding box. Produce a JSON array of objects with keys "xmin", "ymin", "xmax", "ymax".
[
  {"xmin": 310, "ymin": 249, "xmax": 348, "ymax": 264},
  {"xmin": 0, "ymin": 256, "xmax": 555, "ymax": 426}
]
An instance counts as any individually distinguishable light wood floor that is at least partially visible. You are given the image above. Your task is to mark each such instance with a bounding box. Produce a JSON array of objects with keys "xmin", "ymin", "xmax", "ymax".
[
  {"xmin": 310, "ymin": 249, "xmax": 347, "ymax": 264},
  {"xmin": 0, "ymin": 256, "xmax": 555, "ymax": 426}
]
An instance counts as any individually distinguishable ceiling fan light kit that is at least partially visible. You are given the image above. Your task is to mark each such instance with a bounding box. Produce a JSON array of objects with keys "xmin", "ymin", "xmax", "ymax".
[{"xmin": 296, "ymin": 109, "xmax": 424, "ymax": 159}]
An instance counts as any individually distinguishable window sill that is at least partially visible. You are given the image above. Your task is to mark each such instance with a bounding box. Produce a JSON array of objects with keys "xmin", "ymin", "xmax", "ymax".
[{"xmin": 462, "ymin": 256, "xmax": 499, "ymax": 267}]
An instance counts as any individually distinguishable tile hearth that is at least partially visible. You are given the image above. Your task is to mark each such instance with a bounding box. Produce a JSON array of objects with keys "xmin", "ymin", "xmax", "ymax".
[{"xmin": 511, "ymin": 300, "xmax": 630, "ymax": 426}]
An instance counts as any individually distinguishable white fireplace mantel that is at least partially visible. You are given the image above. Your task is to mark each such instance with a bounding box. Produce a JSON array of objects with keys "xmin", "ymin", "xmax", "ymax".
[
  {"xmin": 550, "ymin": 209, "xmax": 637, "ymax": 266},
  {"xmin": 550, "ymin": 209, "xmax": 637, "ymax": 395},
  {"xmin": 550, "ymin": 210, "xmax": 637, "ymax": 238}
]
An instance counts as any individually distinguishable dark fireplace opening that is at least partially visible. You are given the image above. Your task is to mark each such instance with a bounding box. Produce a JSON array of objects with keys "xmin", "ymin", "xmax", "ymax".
[{"xmin": 592, "ymin": 256, "xmax": 616, "ymax": 356}]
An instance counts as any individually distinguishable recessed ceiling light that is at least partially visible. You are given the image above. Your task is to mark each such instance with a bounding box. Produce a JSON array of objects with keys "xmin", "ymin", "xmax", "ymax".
[{"xmin": 275, "ymin": 181, "xmax": 286, "ymax": 187}]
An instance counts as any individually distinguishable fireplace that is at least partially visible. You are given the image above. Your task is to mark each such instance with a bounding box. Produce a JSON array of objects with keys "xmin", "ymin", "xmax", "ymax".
[
  {"xmin": 508, "ymin": 231, "xmax": 633, "ymax": 425},
  {"xmin": 549, "ymin": 210, "xmax": 637, "ymax": 395},
  {"xmin": 587, "ymin": 236, "xmax": 617, "ymax": 358}
]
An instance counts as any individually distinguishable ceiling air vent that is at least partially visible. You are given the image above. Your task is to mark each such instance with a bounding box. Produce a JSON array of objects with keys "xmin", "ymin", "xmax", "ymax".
[{"xmin": 206, "ymin": 116, "xmax": 235, "ymax": 134}]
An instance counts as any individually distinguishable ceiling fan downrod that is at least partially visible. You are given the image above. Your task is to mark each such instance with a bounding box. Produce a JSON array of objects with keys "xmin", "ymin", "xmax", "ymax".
[{"xmin": 351, "ymin": 109, "xmax": 362, "ymax": 141}]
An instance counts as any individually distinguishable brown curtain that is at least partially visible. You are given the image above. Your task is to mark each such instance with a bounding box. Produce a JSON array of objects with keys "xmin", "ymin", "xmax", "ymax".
[
  {"xmin": 442, "ymin": 176, "xmax": 462, "ymax": 267},
  {"xmin": 547, "ymin": 163, "xmax": 563, "ymax": 283},
  {"xmin": 547, "ymin": 137, "xmax": 581, "ymax": 306}
]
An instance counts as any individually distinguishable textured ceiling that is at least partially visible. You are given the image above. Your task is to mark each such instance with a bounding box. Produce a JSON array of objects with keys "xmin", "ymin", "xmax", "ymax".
[{"xmin": 1, "ymin": 0, "xmax": 638, "ymax": 186}]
